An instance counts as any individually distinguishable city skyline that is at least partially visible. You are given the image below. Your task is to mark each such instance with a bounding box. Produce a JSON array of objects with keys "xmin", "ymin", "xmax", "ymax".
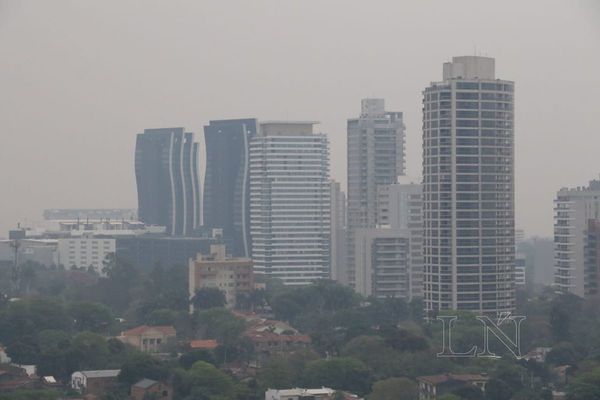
[{"xmin": 1, "ymin": 1, "xmax": 599, "ymax": 239}]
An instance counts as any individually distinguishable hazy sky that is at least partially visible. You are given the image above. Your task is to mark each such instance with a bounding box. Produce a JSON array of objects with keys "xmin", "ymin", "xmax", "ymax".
[{"xmin": 1, "ymin": 0, "xmax": 599, "ymax": 238}]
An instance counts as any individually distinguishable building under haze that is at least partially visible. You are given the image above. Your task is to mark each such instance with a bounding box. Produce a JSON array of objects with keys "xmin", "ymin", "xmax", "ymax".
[
  {"xmin": 346, "ymin": 99, "xmax": 406, "ymax": 289},
  {"xmin": 249, "ymin": 122, "xmax": 330, "ymax": 285},
  {"xmin": 554, "ymin": 179, "xmax": 600, "ymax": 299},
  {"xmin": 330, "ymin": 180, "xmax": 347, "ymax": 283},
  {"xmin": 354, "ymin": 227, "xmax": 411, "ymax": 299},
  {"xmin": 377, "ymin": 179, "xmax": 423, "ymax": 299},
  {"xmin": 422, "ymin": 56, "xmax": 515, "ymax": 315},
  {"xmin": 203, "ymin": 119, "xmax": 258, "ymax": 257},
  {"xmin": 135, "ymin": 128, "xmax": 200, "ymax": 236}
]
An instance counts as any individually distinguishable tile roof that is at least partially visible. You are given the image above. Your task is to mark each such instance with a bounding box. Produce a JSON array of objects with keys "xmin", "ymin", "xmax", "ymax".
[
  {"xmin": 122, "ymin": 325, "xmax": 176, "ymax": 337},
  {"xmin": 189, "ymin": 339, "xmax": 219, "ymax": 349}
]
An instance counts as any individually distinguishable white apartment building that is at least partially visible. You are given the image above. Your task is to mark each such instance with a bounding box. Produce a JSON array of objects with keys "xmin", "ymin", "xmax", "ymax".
[
  {"xmin": 354, "ymin": 228, "xmax": 411, "ymax": 298},
  {"xmin": 249, "ymin": 121, "xmax": 330, "ymax": 285},
  {"xmin": 377, "ymin": 178, "xmax": 423, "ymax": 299},
  {"xmin": 57, "ymin": 237, "xmax": 116, "ymax": 273},
  {"xmin": 347, "ymin": 99, "xmax": 406, "ymax": 289},
  {"xmin": 422, "ymin": 56, "xmax": 515, "ymax": 315},
  {"xmin": 554, "ymin": 179, "xmax": 600, "ymax": 298}
]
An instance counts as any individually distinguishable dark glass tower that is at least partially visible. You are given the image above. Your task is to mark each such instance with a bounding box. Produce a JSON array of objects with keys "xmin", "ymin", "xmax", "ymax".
[
  {"xmin": 135, "ymin": 127, "xmax": 200, "ymax": 236},
  {"xmin": 203, "ymin": 119, "xmax": 257, "ymax": 257}
]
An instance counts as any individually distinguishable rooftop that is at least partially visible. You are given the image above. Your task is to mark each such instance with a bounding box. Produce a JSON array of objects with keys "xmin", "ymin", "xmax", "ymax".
[
  {"xmin": 417, "ymin": 373, "xmax": 489, "ymax": 385},
  {"xmin": 189, "ymin": 339, "xmax": 219, "ymax": 350},
  {"xmin": 133, "ymin": 378, "xmax": 159, "ymax": 389},
  {"xmin": 77, "ymin": 369, "xmax": 121, "ymax": 379},
  {"xmin": 121, "ymin": 325, "xmax": 176, "ymax": 337}
]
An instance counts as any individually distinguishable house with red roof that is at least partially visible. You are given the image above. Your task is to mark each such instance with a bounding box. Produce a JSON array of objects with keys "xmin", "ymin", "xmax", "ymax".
[{"xmin": 117, "ymin": 325, "xmax": 176, "ymax": 353}]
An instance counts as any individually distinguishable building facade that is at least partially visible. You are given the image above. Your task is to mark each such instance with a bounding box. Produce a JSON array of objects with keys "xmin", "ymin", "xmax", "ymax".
[
  {"xmin": 422, "ymin": 56, "xmax": 515, "ymax": 315},
  {"xmin": 330, "ymin": 180, "xmax": 347, "ymax": 283},
  {"xmin": 354, "ymin": 228, "xmax": 411, "ymax": 298},
  {"xmin": 203, "ymin": 119, "xmax": 258, "ymax": 257},
  {"xmin": 118, "ymin": 325, "xmax": 176, "ymax": 353},
  {"xmin": 347, "ymin": 99, "xmax": 406, "ymax": 288},
  {"xmin": 249, "ymin": 122, "xmax": 330, "ymax": 285},
  {"xmin": 57, "ymin": 237, "xmax": 116, "ymax": 273},
  {"xmin": 135, "ymin": 128, "xmax": 200, "ymax": 236},
  {"xmin": 115, "ymin": 234, "xmax": 216, "ymax": 270},
  {"xmin": 188, "ymin": 244, "xmax": 254, "ymax": 309},
  {"xmin": 377, "ymin": 179, "xmax": 424, "ymax": 299},
  {"xmin": 554, "ymin": 179, "xmax": 600, "ymax": 298}
]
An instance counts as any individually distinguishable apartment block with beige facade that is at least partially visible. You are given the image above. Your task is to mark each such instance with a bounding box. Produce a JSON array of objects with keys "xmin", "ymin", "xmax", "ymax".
[{"xmin": 189, "ymin": 244, "xmax": 254, "ymax": 309}]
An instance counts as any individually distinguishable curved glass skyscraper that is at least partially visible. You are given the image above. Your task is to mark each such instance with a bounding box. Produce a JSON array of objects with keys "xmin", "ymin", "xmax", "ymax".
[
  {"xmin": 203, "ymin": 119, "xmax": 258, "ymax": 257},
  {"xmin": 135, "ymin": 128, "xmax": 200, "ymax": 236},
  {"xmin": 422, "ymin": 56, "xmax": 515, "ymax": 315}
]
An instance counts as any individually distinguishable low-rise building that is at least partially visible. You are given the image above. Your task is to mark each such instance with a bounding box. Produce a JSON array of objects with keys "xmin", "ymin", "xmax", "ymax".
[
  {"xmin": 117, "ymin": 325, "xmax": 176, "ymax": 353},
  {"xmin": 131, "ymin": 378, "xmax": 173, "ymax": 400},
  {"xmin": 265, "ymin": 387, "xmax": 362, "ymax": 400},
  {"xmin": 0, "ymin": 366, "xmax": 37, "ymax": 392},
  {"xmin": 189, "ymin": 244, "xmax": 253, "ymax": 309},
  {"xmin": 70, "ymin": 369, "xmax": 120, "ymax": 396},
  {"xmin": 523, "ymin": 347, "xmax": 552, "ymax": 363},
  {"xmin": 417, "ymin": 373, "xmax": 488, "ymax": 400},
  {"xmin": 241, "ymin": 315, "xmax": 311, "ymax": 366}
]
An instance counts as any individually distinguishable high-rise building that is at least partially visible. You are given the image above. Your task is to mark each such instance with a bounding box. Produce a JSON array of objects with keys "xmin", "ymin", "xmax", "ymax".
[
  {"xmin": 249, "ymin": 122, "xmax": 330, "ymax": 285},
  {"xmin": 347, "ymin": 99, "xmax": 406, "ymax": 288},
  {"xmin": 135, "ymin": 128, "xmax": 200, "ymax": 236},
  {"xmin": 330, "ymin": 180, "xmax": 347, "ymax": 283},
  {"xmin": 377, "ymin": 178, "xmax": 424, "ymax": 299},
  {"xmin": 203, "ymin": 119, "xmax": 258, "ymax": 257},
  {"xmin": 422, "ymin": 56, "xmax": 515, "ymax": 315},
  {"xmin": 554, "ymin": 179, "xmax": 600, "ymax": 298},
  {"xmin": 354, "ymin": 228, "xmax": 411, "ymax": 298}
]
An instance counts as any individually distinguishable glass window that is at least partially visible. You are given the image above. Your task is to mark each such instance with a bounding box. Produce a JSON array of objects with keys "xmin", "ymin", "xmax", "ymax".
[{"xmin": 456, "ymin": 82, "xmax": 479, "ymax": 90}]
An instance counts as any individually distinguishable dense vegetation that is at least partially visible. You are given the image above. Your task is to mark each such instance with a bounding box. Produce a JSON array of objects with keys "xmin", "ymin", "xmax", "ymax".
[{"xmin": 1, "ymin": 258, "xmax": 600, "ymax": 399}]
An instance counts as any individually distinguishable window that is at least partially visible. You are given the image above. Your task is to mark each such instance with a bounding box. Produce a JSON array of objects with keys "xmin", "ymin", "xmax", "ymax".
[{"xmin": 457, "ymin": 82, "xmax": 479, "ymax": 90}]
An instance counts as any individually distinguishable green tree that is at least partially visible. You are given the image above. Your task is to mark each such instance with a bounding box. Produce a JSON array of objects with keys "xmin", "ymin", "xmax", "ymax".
[
  {"xmin": 68, "ymin": 331, "xmax": 110, "ymax": 370},
  {"xmin": 567, "ymin": 367, "xmax": 600, "ymax": 400},
  {"xmin": 0, "ymin": 389, "xmax": 61, "ymax": 400},
  {"xmin": 547, "ymin": 342, "xmax": 583, "ymax": 366},
  {"xmin": 485, "ymin": 379, "xmax": 514, "ymax": 400},
  {"xmin": 36, "ymin": 329, "xmax": 72, "ymax": 379},
  {"xmin": 191, "ymin": 288, "xmax": 227, "ymax": 310},
  {"xmin": 340, "ymin": 335, "xmax": 399, "ymax": 380},
  {"xmin": 174, "ymin": 361, "xmax": 237, "ymax": 399},
  {"xmin": 369, "ymin": 377, "xmax": 418, "ymax": 400},
  {"xmin": 68, "ymin": 301, "xmax": 113, "ymax": 333},
  {"xmin": 438, "ymin": 395, "xmax": 462, "ymax": 400},
  {"xmin": 258, "ymin": 350, "xmax": 319, "ymax": 391},
  {"xmin": 302, "ymin": 357, "xmax": 373, "ymax": 395},
  {"xmin": 119, "ymin": 352, "xmax": 169, "ymax": 386},
  {"xmin": 194, "ymin": 308, "xmax": 245, "ymax": 347},
  {"xmin": 146, "ymin": 308, "xmax": 178, "ymax": 326}
]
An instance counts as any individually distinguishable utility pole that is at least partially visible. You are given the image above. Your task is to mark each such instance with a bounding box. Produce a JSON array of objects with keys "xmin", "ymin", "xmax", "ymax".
[{"xmin": 9, "ymin": 229, "xmax": 21, "ymax": 296}]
